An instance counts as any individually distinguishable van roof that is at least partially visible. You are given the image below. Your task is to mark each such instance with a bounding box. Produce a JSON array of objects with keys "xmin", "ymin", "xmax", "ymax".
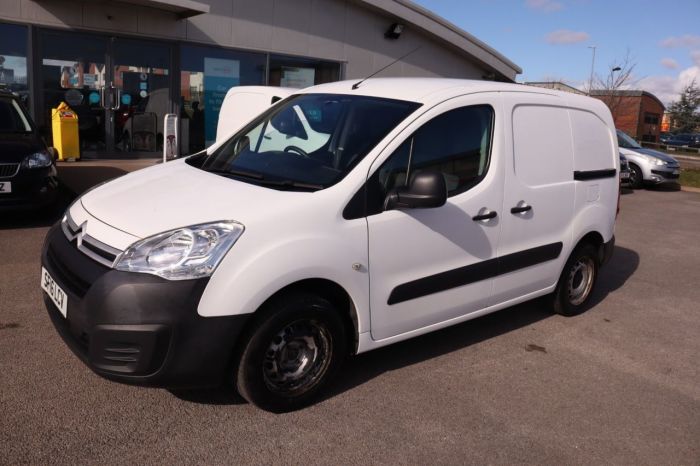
[{"xmin": 298, "ymin": 78, "xmax": 599, "ymax": 107}]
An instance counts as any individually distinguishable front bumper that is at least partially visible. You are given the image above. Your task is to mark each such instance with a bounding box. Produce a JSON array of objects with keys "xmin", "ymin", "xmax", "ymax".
[
  {"xmin": 41, "ymin": 223, "xmax": 249, "ymax": 388},
  {"xmin": 0, "ymin": 165, "xmax": 58, "ymax": 210},
  {"xmin": 647, "ymin": 167, "xmax": 680, "ymax": 185}
]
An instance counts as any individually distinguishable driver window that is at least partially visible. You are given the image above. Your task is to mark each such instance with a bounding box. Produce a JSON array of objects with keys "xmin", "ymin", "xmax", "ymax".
[{"xmin": 367, "ymin": 104, "xmax": 494, "ymax": 214}]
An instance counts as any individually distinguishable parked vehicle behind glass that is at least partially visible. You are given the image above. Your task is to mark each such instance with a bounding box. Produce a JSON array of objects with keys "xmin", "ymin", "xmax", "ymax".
[
  {"xmin": 617, "ymin": 129, "xmax": 680, "ymax": 189},
  {"xmin": 0, "ymin": 89, "xmax": 59, "ymax": 211}
]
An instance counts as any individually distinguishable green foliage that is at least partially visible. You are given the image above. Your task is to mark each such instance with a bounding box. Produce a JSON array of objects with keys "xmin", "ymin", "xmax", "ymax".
[
  {"xmin": 668, "ymin": 80, "xmax": 700, "ymax": 133},
  {"xmin": 680, "ymin": 169, "xmax": 700, "ymax": 188}
]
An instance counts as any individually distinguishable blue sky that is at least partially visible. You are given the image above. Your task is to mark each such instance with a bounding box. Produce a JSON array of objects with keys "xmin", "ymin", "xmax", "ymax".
[{"xmin": 412, "ymin": 0, "xmax": 700, "ymax": 105}]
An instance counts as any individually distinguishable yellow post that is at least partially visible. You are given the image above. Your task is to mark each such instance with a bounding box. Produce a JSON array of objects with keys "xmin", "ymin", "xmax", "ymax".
[{"xmin": 51, "ymin": 102, "xmax": 80, "ymax": 161}]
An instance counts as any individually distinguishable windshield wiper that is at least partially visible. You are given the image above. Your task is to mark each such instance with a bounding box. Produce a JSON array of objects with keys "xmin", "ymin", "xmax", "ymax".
[
  {"xmin": 206, "ymin": 167, "xmax": 322, "ymax": 191},
  {"xmin": 256, "ymin": 179, "xmax": 324, "ymax": 191},
  {"xmin": 206, "ymin": 167, "xmax": 265, "ymax": 180}
]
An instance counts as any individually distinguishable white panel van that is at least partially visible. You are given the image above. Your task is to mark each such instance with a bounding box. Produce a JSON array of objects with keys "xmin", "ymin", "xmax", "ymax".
[{"xmin": 41, "ymin": 79, "xmax": 619, "ymax": 412}]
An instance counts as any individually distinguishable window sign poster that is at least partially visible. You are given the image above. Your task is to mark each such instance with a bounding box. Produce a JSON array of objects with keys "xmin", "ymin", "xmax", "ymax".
[
  {"xmin": 280, "ymin": 67, "xmax": 315, "ymax": 89},
  {"xmin": 203, "ymin": 58, "xmax": 240, "ymax": 146}
]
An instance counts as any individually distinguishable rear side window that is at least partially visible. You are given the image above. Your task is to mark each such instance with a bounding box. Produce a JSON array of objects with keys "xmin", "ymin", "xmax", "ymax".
[
  {"xmin": 512, "ymin": 105, "xmax": 572, "ymax": 186},
  {"xmin": 0, "ymin": 97, "xmax": 32, "ymax": 133},
  {"xmin": 570, "ymin": 110, "xmax": 615, "ymax": 172},
  {"xmin": 367, "ymin": 105, "xmax": 494, "ymax": 213}
]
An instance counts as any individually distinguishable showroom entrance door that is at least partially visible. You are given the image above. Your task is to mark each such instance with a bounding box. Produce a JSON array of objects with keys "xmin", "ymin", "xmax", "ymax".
[{"xmin": 37, "ymin": 29, "xmax": 172, "ymax": 158}]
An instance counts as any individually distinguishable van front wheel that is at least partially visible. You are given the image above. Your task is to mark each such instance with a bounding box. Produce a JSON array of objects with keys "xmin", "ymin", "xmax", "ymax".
[
  {"xmin": 552, "ymin": 244, "xmax": 599, "ymax": 316},
  {"xmin": 235, "ymin": 293, "xmax": 347, "ymax": 412}
]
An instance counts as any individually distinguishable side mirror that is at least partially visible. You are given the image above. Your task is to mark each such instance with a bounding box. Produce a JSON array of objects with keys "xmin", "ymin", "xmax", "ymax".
[{"xmin": 384, "ymin": 170, "xmax": 447, "ymax": 211}]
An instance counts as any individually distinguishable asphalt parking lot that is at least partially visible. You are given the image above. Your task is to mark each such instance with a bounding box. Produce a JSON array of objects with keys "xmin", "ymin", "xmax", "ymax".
[{"xmin": 1, "ymin": 188, "xmax": 699, "ymax": 465}]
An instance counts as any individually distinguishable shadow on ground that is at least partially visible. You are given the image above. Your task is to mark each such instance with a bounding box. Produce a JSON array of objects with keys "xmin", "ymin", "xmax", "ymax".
[
  {"xmin": 172, "ymin": 245, "xmax": 640, "ymax": 409},
  {"xmin": 0, "ymin": 186, "xmax": 74, "ymax": 230},
  {"xmin": 57, "ymin": 165, "xmax": 129, "ymax": 196},
  {"xmin": 646, "ymin": 183, "xmax": 681, "ymax": 192}
]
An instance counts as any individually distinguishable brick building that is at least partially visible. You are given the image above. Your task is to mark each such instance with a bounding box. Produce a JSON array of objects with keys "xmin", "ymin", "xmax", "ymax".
[{"xmin": 589, "ymin": 90, "xmax": 665, "ymax": 143}]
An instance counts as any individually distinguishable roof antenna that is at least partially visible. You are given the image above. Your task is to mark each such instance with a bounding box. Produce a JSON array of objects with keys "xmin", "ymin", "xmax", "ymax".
[{"xmin": 352, "ymin": 46, "xmax": 421, "ymax": 90}]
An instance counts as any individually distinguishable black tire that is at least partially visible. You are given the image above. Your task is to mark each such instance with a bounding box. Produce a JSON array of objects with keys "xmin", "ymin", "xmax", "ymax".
[
  {"xmin": 628, "ymin": 163, "xmax": 644, "ymax": 189},
  {"xmin": 552, "ymin": 243, "xmax": 599, "ymax": 317},
  {"xmin": 235, "ymin": 292, "xmax": 347, "ymax": 412}
]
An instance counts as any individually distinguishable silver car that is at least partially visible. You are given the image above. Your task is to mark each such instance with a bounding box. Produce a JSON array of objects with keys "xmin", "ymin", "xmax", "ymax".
[{"xmin": 617, "ymin": 130, "xmax": 680, "ymax": 189}]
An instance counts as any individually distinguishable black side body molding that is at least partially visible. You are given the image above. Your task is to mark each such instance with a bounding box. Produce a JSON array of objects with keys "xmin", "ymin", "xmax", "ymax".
[
  {"xmin": 573, "ymin": 169, "xmax": 616, "ymax": 181},
  {"xmin": 387, "ymin": 242, "xmax": 563, "ymax": 305}
]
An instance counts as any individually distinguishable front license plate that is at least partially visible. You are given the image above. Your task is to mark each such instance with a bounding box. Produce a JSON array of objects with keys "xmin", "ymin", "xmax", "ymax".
[
  {"xmin": 41, "ymin": 267, "xmax": 68, "ymax": 318},
  {"xmin": 0, "ymin": 181, "xmax": 11, "ymax": 193},
  {"xmin": 673, "ymin": 170, "xmax": 680, "ymax": 175},
  {"xmin": 620, "ymin": 172, "xmax": 630, "ymax": 179}
]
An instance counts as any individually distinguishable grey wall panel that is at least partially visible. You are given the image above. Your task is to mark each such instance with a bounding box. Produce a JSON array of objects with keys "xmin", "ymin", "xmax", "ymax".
[
  {"xmin": 231, "ymin": 0, "xmax": 273, "ymax": 50},
  {"xmin": 186, "ymin": 0, "xmax": 232, "ymax": 45},
  {"xmin": 1, "ymin": 0, "xmax": 510, "ymax": 80},
  {"xmin": 307, "ymin": 0, "xmax": 346, "ymax": 60},
  {"xmin": 0, "ymin": 0, "xmax": 21, "ymax": 18},
  {"xmin": 137, "ymin": 6, "xmax": 186, "ymax": 38},
  {"xmin": 270, "ymin": 0, "xmax": 312, "ymax": 56},
  {"xmin": 18, "ymin": 0, "xmax": 83, "ymax": 27},
  {"xmin": 83, "ymin": 2, "xmax": 138, "ymax": 33}
]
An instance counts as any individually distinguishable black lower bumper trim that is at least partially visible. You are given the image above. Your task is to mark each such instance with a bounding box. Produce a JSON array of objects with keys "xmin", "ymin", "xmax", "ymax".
[{"xmin": 41, "ymin": 224, "xmax": 250, "ymax": 388}]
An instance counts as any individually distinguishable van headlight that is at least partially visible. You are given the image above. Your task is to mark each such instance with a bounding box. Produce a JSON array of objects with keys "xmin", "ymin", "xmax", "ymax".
[
  {"xmin": 22, "ymin": 150, "xmax": 53, "ymax": 169},
  {"xmin": 115, "ymin": 221, "xmax": 244, "ymax": 280}
]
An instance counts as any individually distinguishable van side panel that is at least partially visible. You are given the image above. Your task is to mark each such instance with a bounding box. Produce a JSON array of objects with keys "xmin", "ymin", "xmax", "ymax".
[
  {"xmin": 491, "ymin": 96, "xmax": 575, "ymax": 304},
  {"xmin": 568, "ymin": 107, "xmax": 618, "ymax": 245}
]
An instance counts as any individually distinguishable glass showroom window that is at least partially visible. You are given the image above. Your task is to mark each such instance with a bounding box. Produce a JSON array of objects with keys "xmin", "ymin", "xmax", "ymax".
[
  {"xmin": 0, "ymin": 23, "xmax": 29, "ymax": 107},
  {"xmin": 268, "ymin": 54, "xmax": 341, "ymax": 89},
  {"xmin": 180, "ymin": 45, "xmax": 266, "ymax": 153}
]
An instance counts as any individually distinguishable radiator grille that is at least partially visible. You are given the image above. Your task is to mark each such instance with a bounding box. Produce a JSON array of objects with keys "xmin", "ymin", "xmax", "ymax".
[{"xmin": 0, "ymin": 163, "xmax": 20, "ymax": 178}]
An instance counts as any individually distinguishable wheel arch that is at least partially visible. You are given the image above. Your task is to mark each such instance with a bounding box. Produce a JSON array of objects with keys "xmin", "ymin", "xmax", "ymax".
[
  {"xmin": 573, "ymin": 230, "xmax": 606, "ymax": 265},
  {"xmin": 239, "ymin": 278, "xmax": 360, "ymax": 355}
]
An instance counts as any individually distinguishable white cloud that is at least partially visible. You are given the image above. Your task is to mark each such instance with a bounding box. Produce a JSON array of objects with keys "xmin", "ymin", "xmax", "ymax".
[
  {"xmin": 637, "ymin": 66, "xmax": 700, "ymax": 106},
  {"xmin": 545, "ymin": 29, "xmax": 589, "ymax": 45},
  {"xmin": 660, "ymin": 34, "xmax": 700, "ymax": 48},
  {"xmin": 692, "ymin": 50, "xmax": 700, "ymax": 67},
  {"xmin": 526, "ymin": 0, "xmax": 563, "ymax": 12},
  {"xmin": 660, "ymin": 58, "xmax": 679, "ymax": 69}
]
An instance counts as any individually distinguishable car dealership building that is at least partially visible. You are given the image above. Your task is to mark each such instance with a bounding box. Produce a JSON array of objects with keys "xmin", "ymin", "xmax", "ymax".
[{"xmin": 0, "ymin": 0, "xmax": 521, "ymax": 158}]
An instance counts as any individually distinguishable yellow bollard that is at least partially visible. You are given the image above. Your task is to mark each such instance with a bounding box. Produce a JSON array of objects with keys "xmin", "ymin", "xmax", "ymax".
[{"xmin": 51, "ymin": 102, "xmax": 80, "ymax": 161}]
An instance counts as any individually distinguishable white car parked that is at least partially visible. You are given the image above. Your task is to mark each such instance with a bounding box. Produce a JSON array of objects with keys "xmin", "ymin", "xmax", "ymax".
[{"xmin": 41, "ymin": 78, "xmax": 619, "ymax": 411}]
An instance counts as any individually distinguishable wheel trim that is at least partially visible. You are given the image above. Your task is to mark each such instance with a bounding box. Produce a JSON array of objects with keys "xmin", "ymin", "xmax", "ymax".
[
  {"xmin": 630, "ymin": 166, "xmax": 641, "ymax": 186},
  {"xmin": 262, "ymin": 319, "xmax": 332, "ymax": 395},
  {"xmin": 567, "ymin": 257, "xmax": 595, "ymax": 306}
]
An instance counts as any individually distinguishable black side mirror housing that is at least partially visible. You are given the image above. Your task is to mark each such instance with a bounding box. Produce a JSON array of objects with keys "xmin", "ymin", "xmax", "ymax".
[{"xmin": 384, "ymin": 170, "xmax": 447, "ymax": 210}]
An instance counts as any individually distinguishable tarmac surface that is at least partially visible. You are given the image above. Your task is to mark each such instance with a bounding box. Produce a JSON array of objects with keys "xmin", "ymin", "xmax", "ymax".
[{"xmin": 1, "ymin": 187, "xmax": 699, "ymax": 465}]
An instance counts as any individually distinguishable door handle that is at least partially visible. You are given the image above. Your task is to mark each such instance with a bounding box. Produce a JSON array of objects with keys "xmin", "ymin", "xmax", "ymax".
[
  {"xmin": 472, "ymin": 210, "xmax": 497, "ymax": 221},
  {"xmin": 510, "ymin": 204, "xmax": 532, "ymax": 214}
]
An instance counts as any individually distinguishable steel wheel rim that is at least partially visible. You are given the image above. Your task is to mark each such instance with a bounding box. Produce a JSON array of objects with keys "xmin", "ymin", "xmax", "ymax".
[
  {"xmin": 262, "ymin": 319, "xmax": 332, "ymax": 395},
  {"xmin": 630, "ymin": 167, "xmax": 640, "ymax": 186},
  {"xmin": 567, "ymin": 257, "xmax": 595, "ymax": 306}
]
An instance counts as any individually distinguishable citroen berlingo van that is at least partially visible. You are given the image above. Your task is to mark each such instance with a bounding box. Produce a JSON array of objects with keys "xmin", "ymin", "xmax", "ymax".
[{"xmin": 41, "ymin": 79, "xmax": 619, "ymax": 412}]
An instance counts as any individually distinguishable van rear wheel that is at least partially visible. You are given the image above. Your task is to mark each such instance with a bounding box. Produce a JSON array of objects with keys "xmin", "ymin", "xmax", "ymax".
[
  {"xmin": 552, "ymin": 244, "xmax": 599, "ymax": 316},
  {"xmin": 235, "ymin": 293, "xmax": 347, "ymax": 412}
]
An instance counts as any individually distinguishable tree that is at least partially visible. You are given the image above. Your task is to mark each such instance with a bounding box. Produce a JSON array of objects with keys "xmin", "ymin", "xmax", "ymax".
[
  {"xmin": 667, "ymin": 79, "xmax": 700, "ymax": 133},
  {"xmin": 591, "ymin": 51, "xmax": 637, "ymax": 121}
]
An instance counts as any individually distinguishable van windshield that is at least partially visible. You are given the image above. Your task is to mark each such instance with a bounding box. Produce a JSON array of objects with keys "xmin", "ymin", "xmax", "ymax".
[
  {"xmin": 0, "ymin": 97, "xmax": 32, "ymax": 133},
  {"xmin": 194, "ymin": 93, "xmax": 421, "ymax": 191}
]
